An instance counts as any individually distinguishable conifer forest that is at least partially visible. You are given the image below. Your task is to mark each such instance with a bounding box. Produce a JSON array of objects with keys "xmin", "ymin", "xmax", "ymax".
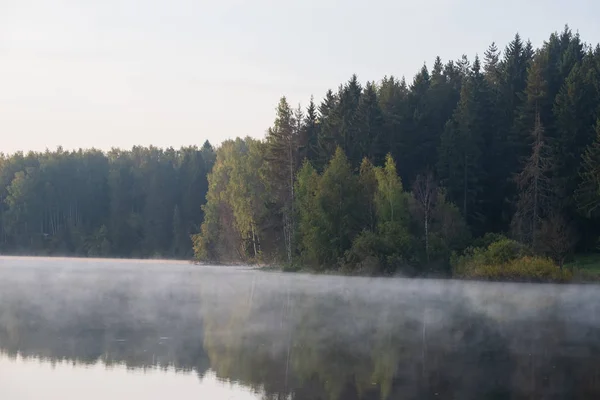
[{"xmin": 3, "ymin": 26, "xmax": 600, "ymax": 279}]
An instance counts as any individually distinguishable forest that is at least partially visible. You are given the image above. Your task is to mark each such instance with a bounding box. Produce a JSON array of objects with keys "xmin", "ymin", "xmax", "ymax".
[
  {"xmin": 0, "ymin": 143, "xmax": 215, "ymax": 258},
  {"xmin": 2, "ymin": 26, "xmax": 600, "ymax": 278},
  {"xmin": 192, "ymin": 26, "xmax": 600, "ymax": 278}
]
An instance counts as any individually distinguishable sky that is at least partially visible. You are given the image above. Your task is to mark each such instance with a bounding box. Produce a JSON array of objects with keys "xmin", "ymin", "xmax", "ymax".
[{"xmin": 1, "ymin": 0, "xmax": 600, "ymax": 154}]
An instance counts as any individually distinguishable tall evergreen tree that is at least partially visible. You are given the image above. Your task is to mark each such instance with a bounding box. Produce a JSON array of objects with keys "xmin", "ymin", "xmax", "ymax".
[
  {"xmin": 302, "ymin": 96, "xmax": 319, "ymax": 164},
  {"xmin": 405, "ymin": 65, "xmax": 432, "ymax": 183},
  {"xmin": 264, "ymin": 97, "xmax": 299, "ymax": 262},
  {"xmin": 512, "ymin": 55, "xmax": 554, "ymax": 248},
  {"xmin": 357, "ymin": 82, "xmax": 385, "ymax": 165},
  {"xmin": 337, "ymin": 75, "xmax": 363, "ymax": 166},
  {"xmin": 553, "ymin": 56, "xmax": 599, "ymax": 205},
  {"xmin": 483, "ymin": 42, "xmax": 501, "ymax": 86},
  {"xmin": 315, "ymin": 90, "xmax": 339, "ymax": 171},
  {"xmin": 378, "ymin": 76, "xmax": 410, "ymax": 180},
  {"xmin": 438, "ymin": 56, "xmax": 490, "ymax": 232}
]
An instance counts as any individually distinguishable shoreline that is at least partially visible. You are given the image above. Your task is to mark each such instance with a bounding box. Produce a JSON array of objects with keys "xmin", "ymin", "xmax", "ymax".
[{"xmin": 1, "ymin": 255, "xmax": 598, "ymax": 283}]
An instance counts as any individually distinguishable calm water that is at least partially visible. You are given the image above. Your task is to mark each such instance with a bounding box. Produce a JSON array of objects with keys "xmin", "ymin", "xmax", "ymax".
[{"xmin": 0, "ymin": 257, "xmax": 599, "ymax": 399}]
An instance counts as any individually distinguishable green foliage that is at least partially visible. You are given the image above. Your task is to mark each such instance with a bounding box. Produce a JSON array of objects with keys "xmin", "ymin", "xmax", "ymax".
[
  {"xmin": 452, "ymin": 238, "xmax": 531, "ymax": 274},
  {"xmin": 294, "ymin": 160, "xmax": 325, "ymax": 266},
  {"xmin": 450, "ymin": 237, "xmax": 571, "ymax": 282},
  {"xmin": 458, "ymin": 256, "xmax": 572, "ymax": 283},
  {"xmin": 193, "ymin": 138, "xmax": 268, "ymax": 262},
  {"xmin": 374, "ymin": 154, "xmax": 409, "ymax": 225},
  {"xmin": 437, "ymin": 56, "xmax": 491, "ymax": 232},
  {"xmin": 344, "ymin": 155, "xmax": 416, "ymax": 274},
  {"xmin": 3, "ymin": 25, "xmax": 599, "ymax": 275},
  {"xmin": 0, "ymin": 145, "xmax": 214, "ymax": 258},
  {"xmin": 313, "ymin": 147, "xmax": 362, "ymax": 266}
]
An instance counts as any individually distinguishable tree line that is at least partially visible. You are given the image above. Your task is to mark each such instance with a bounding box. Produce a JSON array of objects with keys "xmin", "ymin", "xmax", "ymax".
[
  {"xmin": 194, "ymin": 26, "xmax": 600, "ymax": 274},
  {"xmin": 0, "ymin": 143, "xmax": 215, "ymax": 258}
]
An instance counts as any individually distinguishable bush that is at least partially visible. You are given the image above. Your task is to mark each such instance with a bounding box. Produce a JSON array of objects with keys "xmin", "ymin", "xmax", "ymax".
[
  {"xmin": 460, "ymin": 256, "xmax": 572, "ymax": 283},
  {"xmin": 452, "ymin": 237, "xmax": 570, "ymax": 282},
  {"xmin": 485, "ymin": 238, "xmax": 531, "ymax": 264}
]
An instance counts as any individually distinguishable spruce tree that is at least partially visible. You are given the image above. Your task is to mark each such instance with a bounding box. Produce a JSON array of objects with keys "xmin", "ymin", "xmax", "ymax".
[
  {"xmin": 303, "ymin": 96, "xmax": 319, "ymax": 164},
  {"xmin": 316, "ymin": 89, "xmax": 339, "ymax": 171},
  {"xmin": 357, "ymin": 82, "xmax": 385, "ymax": 165},
  {"xmin": 337, "ymin": 74, "xmax": 363, "ymax": 166},
  {"xmin": 512, "ymin": 55, "xmax": 554, "ymax": 248},
  {"xmin": 553, "ymin": 60, "xmax": 598, "ymax": 204},
  {"xmin": 483, "ymin": 42, "xmax": 501, "ymax": 86},
  {"xmin": 378, "ymin": 76, "xmax": 410, "ymax": 181},
  {"xmin": 437, "ymin": 56, "xmax": 490, "ymax": 231},
  {"xmin": 264, "ymin": 97, "xmax": 298, "ymax": 262},
  {"xmin": 406, "ymin": 65, "xmax": 432, "ymax": 183}
]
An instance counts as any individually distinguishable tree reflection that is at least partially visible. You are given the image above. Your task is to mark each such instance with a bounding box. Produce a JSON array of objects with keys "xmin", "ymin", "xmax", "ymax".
[{"xmin": 0, "ymin": 269, "xmax": 599, "ymax": 399}]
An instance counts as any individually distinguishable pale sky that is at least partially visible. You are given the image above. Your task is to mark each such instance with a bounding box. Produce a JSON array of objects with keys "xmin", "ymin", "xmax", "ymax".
[{"xmin": 1, "ymin": 0, "xmax": 599, "ymax": 154}]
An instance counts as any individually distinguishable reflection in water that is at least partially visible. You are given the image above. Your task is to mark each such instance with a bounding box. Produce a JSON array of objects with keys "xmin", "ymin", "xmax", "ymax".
[
  {"xmin": 0, "ymin": 354, "xmax": 261, "ymax": 400},
  {"xmin": 0, "ymin": 257, "xmax": 600, "ymax": 399}
]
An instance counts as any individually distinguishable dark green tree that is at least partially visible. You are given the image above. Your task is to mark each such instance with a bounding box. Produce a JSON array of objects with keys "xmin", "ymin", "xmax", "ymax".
[
  {"xmin": 315, "ymin": 89, "xmax": 339, "ymax": 171},
  {"xmin": 438, "ymin": 56, "xmax": 490, "ymax": 232},
  {"xmin": 512, "ymin": 54, "xmax": 554, "ymax": 249},
  {"xmin": 357, "ymin": 82, "xmax": 385, "ymax": 165},
  {"xmin": 302, "ymin": 96, "xmax": 319, "ymax": 164}
]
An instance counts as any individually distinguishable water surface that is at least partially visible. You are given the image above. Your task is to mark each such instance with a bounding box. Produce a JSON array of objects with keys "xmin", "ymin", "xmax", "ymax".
[{"xmin": 0, "ymin": 256, "xmax": 599, "ymax": 399}]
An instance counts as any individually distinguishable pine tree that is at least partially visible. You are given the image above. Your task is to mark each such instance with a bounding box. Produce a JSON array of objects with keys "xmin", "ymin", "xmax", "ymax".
[
  {"xmin": 316, "ymin": 89, "xmax": 339, "ymax": 171},
  {"xmin": 428, "ymin": 56, "xmax": 462, "ymax": 181},
  {"xmin": 406, "ymin": 65, "xmax": 432, "ymax": 182},
  {"xmin": 558, "ymin": 26, "xmax": 585, "ymax": 81},
  {"xmin": 512, "ymin": 56, "xmax": 554, "ymax": 248},
  {"xmin": 456, "ymin": 55, "xmax": 471, "ymax": 77},
  {"xmin": 357, "ymin": 82, "xmax": 385, "ymax": 165},
  {"xmin": 431, "ymin": 56, "xmax": 444, "ymax": 86},
  {"xmin": 512, "ymin": 113, "xmax": 554, "ymax": 249},
  {"xmin": 553, "ymin": 57, "xmax": 599, "ymax": 204},
  {"xmin": 483, "ymin": 42, "xmax": 501, "ymax": 86},
  {"xmin": 378, "ymin": 76, "xmax": 410, "ymax": 180},
  {"xmin": 437, "ymin": 56, "xmax": 490, "ymax": 231},
  {"xmin": 337, "ymin": 74, "xmax": 363, "ymax": 166},
  {"xmin": 499, "ymin": 33, "xmax": 529, "ymax": 140},
  {"xmin": 303, "ymin": 96, "xmax": 319, "ymax": 164}
]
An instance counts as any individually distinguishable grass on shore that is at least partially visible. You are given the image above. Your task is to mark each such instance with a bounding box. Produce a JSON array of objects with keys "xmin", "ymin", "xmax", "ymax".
[{"xmin": 568, "ymin": 254, "xmax": 600, "ymax": 282}]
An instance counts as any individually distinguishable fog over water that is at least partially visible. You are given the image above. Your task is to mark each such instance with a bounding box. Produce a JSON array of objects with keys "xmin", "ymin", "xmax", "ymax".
[{"xmin": 0, "ymin": 256, "xmax": 599, "ymax": 399}]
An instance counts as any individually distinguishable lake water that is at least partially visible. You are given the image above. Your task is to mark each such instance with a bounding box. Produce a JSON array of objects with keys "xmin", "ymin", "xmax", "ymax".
[{"xmin": 0, "ymin": 257, "xmax": 599, "ymax": 399}]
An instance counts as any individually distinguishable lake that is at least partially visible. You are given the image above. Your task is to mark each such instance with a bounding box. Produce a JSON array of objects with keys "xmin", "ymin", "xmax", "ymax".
[{"xmin": 0, "ymin": 256, "xmax": 599, "ymax": 399}]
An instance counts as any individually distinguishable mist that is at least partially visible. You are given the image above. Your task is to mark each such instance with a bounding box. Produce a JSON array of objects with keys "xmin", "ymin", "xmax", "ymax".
[{"xmin": 1, "ymin": 256, "xmax": 599, "ymax": 399}]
